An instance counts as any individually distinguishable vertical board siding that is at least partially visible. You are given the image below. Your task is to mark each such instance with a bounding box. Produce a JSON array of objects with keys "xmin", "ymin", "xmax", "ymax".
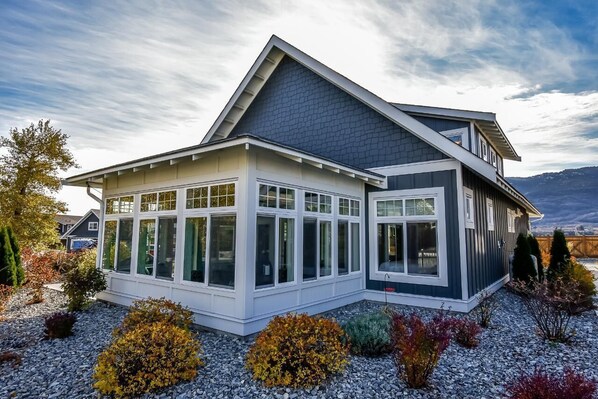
[
  {"xmin": 365, "ymin": 170, "xmax": 462, "ymax": 299},
  {"xmin": 462, "ymin": 167, "xmax": 529, "ymax": 297},
  {"xmin": 230, "ymin": 56, "xmax": 447, "ymax": 169}
]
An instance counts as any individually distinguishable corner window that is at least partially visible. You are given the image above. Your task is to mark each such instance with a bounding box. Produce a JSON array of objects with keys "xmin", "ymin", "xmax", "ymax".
[
  {"xmin": 88, "ymin": 221, "xmax": 99, "ymax": 231},
  {"xmin": 370, "ymin": 188, "xmax": 447, "ymax": 286},
  {"xmin": 486, "ymin": 198, "xmax": 495, "ymax": 231},
  {"xmin": 463, "ymin": 187, "xmax": 475, "ymax": 229}
]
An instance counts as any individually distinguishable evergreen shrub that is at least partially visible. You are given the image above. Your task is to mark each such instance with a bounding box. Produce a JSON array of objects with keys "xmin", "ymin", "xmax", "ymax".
[
  {"xmin": 343, "ymin": 311, "xmax": 392, "ymax": 356},
  {"xmin": 513, "ymin": 233, "xmax": 537, "ymax": 283},
  {"xmin": 246, "ymin": 313, "xmax": 349, "ymax": 388},
  {"xmin": 548, "ymin": 230, "xmax": 570, "ymax": 278}
]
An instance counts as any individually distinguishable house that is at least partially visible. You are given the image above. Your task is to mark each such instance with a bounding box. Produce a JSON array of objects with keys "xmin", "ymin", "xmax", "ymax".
[
  {"xmin": 61, "ymin": 209, "xmax": 100, "ymax": 252},
  {"xmin": 55, "ymin": 214, "xmax": 82, "ymax": 246},
  {"xmin": 64, "ymin": 36, "xmax": 540, "ymax": 336}
]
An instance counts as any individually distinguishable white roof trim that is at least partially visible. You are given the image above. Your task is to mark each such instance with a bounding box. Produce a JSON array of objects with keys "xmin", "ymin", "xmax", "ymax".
[
  {"xmin": 64, "ymin": 136, "xmax": 387, "ymax": 189},
  {"xmin": 60, "ymin": 209, "xmax": 98, "ymax": 239},
  {"xmin": 201, "ymin": 35, "xmax": 498, "ymax": 183}
]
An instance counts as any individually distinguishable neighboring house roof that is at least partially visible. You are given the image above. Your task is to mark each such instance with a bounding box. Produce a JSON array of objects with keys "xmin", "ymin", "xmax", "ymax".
[
  {"xmin": 61, "ymin": 209, "xmax": 100, "ymax": 239},
  {"xmin": 55, "ymin": 214, "xmax": 82, "ymax": 226},
  {"xmin": 63, "ymin": 134, "xmax": 387, "ymax": 188},
  {"xmin": 391, "ymin": 103, "xmax": 520, "ymax": 161}
]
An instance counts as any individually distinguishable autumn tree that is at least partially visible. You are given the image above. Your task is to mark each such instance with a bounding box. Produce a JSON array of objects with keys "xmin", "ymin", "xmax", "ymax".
[{"xmin": 0, "ymin": 120, "xmax": 78, "ymax": 248}]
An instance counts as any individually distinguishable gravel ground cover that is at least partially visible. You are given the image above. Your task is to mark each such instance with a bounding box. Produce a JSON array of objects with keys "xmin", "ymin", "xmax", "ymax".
[{"xmin": 1, "ymin": 288, "xmax": 597, "ymax": 399}]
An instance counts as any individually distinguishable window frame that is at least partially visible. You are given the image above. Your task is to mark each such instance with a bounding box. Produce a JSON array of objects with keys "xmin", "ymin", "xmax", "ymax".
[
  {"xmin": 486, "ymin": 198, "xmax": 495, "ymax": 231},
  {"xmin": 463, "ymin": 187, "xmax": 475, "ymax": 229},
  {"xmin": 88, "ymin": 221, "xmax": 99, "ymax": 231},
  {"xmin": 507, "ymin": 208, "xmax": 516, "ymax": 233},
  {"xmin": 337, "ymin": 197, "xmax": 361, "ymax": 276},
  {"xmin": 480, "ymin": 135, "xmax": 488, "ymax": 162},
  {"xmin": 369, "ymin": 187, "xmax": 448, "ymax": 287}
]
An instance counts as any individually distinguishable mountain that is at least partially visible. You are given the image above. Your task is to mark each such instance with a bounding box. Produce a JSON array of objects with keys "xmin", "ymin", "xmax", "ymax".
[{"xmin": 507, "ymin": 166, "xmax": 598, "ymax": 233}]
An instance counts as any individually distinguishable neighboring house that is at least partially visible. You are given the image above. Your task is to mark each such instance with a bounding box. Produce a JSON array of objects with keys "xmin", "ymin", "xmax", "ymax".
[
  {"xmin": 56, "ymin": 214, "xmax": 82, "ymax": 246},
  {"xmin": 65, "ymin": 36, "xmax": 540, "ymax": 336},
  {"xmin": 61, "ymin": 209, "xmax": 100, "ymax": 252}
]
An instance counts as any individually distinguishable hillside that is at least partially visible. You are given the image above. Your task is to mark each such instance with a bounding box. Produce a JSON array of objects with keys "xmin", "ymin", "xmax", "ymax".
[{"xmin": 507, "ymin": 166, "xmax": 598, "ymax": 233}]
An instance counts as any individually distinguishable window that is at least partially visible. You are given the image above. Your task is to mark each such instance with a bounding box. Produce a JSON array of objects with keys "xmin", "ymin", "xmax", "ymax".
[
  {"xmin": 440, "ymin": 127, "xmax": 469, "ymax": 149},
  {"xmin": 371, "ymin": 188, "xmax": 446, "ymax": 286},
  {"xmin": 320, "ymin": 221, "xmax": 332, "ymax": 277},
  {"xmin": 186, "ymin": 183, "xmax": 236, "ymax": 209},
  {"xmin": 183, "ymin": 217, "xmax": 207, "ymax": 283},
  {"xmin": 88, "ymin": 221, "xmax": 99, "ymax": 231},
  {"xmin": 156, "ymin": 218, "xmax": 176, "ymax": 279},
  {"xmin": 209, "ymin": 215, "xmax": 236, "ymax": 288},
  {"xmin": 339, "ymin": 198, "xmax": 360, "ymax": 217},
  {"xmin": 256, "ymin": 216, "xmax": 275, "ymax": 287},
  {"xmin": 140, "ymin": 191, "xmax": 176, "ymax": 212},
  {"xmin": 137, "ymin": 219, "xmax": 156, "ymax": 276},
  {"xmin": 350, "ymin": 200, "xmax": 360, "ymax": 217},
  {"xmin": 106, "ymin": 195, "xmax": 134, "ymax": 214},
  {"xmin": 303, "ymin": 218, "xmax": 317, "ymax": 280},
  {"xmin": 497, "ymin": 156, "xmax": 503, "ymax": 176},
  {"xmin": 463, "ymin": 187, "xmax": 475, "ymax": 229},
  {"xmin": 486, "ymin": 198, "xmax": 495, "ymax": 231},
  {"xmin": 480, "ymin": 136, "xmax": 488, "ymax": 162},
  {"xmin": 257, "ymin": 184, "xmax": 295, "ymax": 210},
  {"xmin": 338, "ymin": 198, "xmax": 361, "ymax": 274},
  {"xmin": 338, "ymin": 221, "xmax": 349, "ymax": 275},
  {"xmin": 350, "ymin": 222, "xmax": 360, "ymax": 272},
  {"xmin": 278, "ymin": 218, "xmax": 294, "ymax": 284},
  {"xmin": 305, "ymin": 192, "xmax": 331, "ymax": 214},
  {"xmin": 102, "ymin": 220, "xmax": 117, "ymax": 269},
  {"xmin": 116, "ymin": 219, "xmax": 133, "ymax": 273},
  {"xmin": 490, "ymin": 149, "xmax": 497, "ymax": 168},
  {"xmin": 507, "ymin": 209, "xmax": 516, "ymax": 233}
]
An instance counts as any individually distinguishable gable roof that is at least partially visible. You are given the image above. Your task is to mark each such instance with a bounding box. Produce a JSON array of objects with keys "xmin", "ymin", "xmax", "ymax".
[
  {"xmin": 61, "ymin": 209, "xmax": 100, "ymax": 239},
  {"xmin": 392, "ymin": 103, "xmax": 520, "ymax": 161},
  {"xmin": 55, "ymin": 214, "xmax": 81, "ymax": 226},
  {"xmin": 201, "ymin": 35, "xmax": 497, "ymax": 182}
]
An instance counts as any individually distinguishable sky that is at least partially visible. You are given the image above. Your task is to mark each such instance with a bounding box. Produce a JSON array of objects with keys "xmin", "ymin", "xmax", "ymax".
[{"xmin": 0, "ymin": 0, "xmax": 597, "ymax": 215}]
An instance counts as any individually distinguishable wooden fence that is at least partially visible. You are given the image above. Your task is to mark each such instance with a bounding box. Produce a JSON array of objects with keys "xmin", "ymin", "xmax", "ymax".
[{"xmin": 536, "ymin": 235, "xmax": 598, "ymax": 261}]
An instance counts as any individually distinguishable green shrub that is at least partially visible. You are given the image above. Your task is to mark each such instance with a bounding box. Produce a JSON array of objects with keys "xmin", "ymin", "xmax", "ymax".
[
  {"xmin": 62, "ymin": 249, "xmax": 106, "ymax": 311},
  {"xmin": 527, "ymin": 234, "xmax": 544, "ymax": 282},
  {"xmin": 343, "ymin": 311, "xmax": 392, "ymax": 356},
  {"xmin": 548, "ymin": 230, "xmax": 570, "ymax": 278},
  {"xmin": 391, "ymin": 312, "xmax": 453, "ymax": 388},
  {"xmin": 563, "ymin": 258, "xmax": 596, "ymax": 314},
  {"xmin": 114, "ymin": 297, "xmax": 194, "ymax": 337},
  {"xmin": 44, "ymin": 311, "xmax": 77, "ymax": 339},
  {"xmin": 0, "ymin": 227, "xmax": 20, "ymax": 287},
  {"xmin": 6, "ymin": 227, "xmax": 24, "ymax": 286},
  {"xmin": 246, "ymin": 313, "xmax": 349, "ymax": 388},
  {"xmin": 93, "ymin": 321, "xmax": 203, "ymax": 398},
  {"xmin": 513, "ymin": 233, "xmax": 536, "ymax": 283}
]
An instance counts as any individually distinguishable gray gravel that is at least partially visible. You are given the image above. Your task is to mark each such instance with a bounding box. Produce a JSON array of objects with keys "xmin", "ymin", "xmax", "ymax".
[{"xmin": 1, "ymin": 287, "xmax": 597, "ymax": 398}]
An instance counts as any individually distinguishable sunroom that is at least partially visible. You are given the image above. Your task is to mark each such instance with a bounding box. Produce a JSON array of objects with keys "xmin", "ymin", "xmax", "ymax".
[{"xmin": 65, "ymin": 134, "xmax": 386, "ymax": 335}]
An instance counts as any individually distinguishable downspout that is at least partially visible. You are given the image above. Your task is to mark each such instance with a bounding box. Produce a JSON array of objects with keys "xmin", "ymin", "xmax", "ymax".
[{"xmin": 86, "ymin": 182, "xmax": 103, "ymax": 270}]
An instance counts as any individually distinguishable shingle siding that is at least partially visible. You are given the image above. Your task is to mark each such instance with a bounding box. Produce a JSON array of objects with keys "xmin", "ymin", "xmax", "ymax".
[
  {"xmin": 462, "ymin": 167, "xmax": 529, "ymax": 297},
  {"xmin": 365, "ymin": 170, "xmax": 462, "ymax": 299},
  {"xmin": 409, "ymin": 115, "xmax": 469, "ymax": 133},
  {"xmin": 230, "ymin": 56, "xmax": 447, "ymax": 169}
]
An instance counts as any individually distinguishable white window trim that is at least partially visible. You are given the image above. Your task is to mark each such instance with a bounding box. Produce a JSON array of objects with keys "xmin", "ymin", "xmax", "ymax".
[
  {"xmin": 463, "ymin": 187, "xmax": 475, "ymax": 229},
  {"xmin": 479, "ymin": 135, "xmax": 488, "ymax": 162},
  {"xmin": 507, "ymin": 208, "xmax": 516, "ymax": 233},
  {"xmin": 439, "ymin": 127, "xmax": 469, "ymax": 149},
  {"xmin": 486, "ymin": 198, "xmax": 495, "ymax": 231},
  {"xmin": 368, "ymin": 187, "xmax": 448, "ymax": 287},
  {"xmin": 337, "ymin": 197, "xmax": 361, "ymax": 276},
  {"xmin": 88, "ymin": 221, "xmax": 99, "ymax": 231}
]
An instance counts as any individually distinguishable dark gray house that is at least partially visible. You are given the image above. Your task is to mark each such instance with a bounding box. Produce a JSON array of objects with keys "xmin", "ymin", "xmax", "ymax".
[
  {"xmin": 61, "ymin": 209, "xmax": 100, "ymax": 252},
  {"xmin": 65, "ymin": 36, "xmax": 540, "ymax": 335}
]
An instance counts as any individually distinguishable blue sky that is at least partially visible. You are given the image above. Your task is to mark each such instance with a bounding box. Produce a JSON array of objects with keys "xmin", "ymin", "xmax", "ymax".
[{"xmin": 0, "ymin": 0, "xmax": 596, "ymax": 214}]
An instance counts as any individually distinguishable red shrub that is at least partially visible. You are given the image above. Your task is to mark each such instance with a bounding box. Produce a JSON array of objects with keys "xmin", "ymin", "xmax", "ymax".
[
  {"xmin": 391, "ymin": 312, "xmax": 452, "ymax": 388},
  {"xmin": 507, "ymin": 367, "xmax": 597, "ymax": 399},
  {"xmin": 451, "ymin": 318, "xmax": 482, "ymax": 348}
]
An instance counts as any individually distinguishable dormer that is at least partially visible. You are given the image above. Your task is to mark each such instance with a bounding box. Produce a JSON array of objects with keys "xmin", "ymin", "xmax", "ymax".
[{"xmin": 392, "ymin": 103, "xmax": 520, "ymax": 177}]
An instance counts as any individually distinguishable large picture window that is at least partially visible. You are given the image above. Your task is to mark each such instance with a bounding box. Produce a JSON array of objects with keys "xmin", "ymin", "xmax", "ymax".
[
  {"xmin": 209, "ymin": 215, "xmax": 236, "ymax": 288},
  {"xmin": 371, "ymin": 188, "xmax": 447, "ymax": 286}
]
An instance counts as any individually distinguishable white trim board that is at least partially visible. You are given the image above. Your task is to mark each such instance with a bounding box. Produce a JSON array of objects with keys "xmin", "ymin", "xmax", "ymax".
[{"xmin": 200, "ymin": 35, "xmax": 498, "ymax": 183}]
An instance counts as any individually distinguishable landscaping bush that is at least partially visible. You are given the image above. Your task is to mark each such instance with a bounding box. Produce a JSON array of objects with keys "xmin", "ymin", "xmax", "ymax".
[
  {"xmin": 450, "ymin": 318, "xmax": 482, "ymax": 348},
  {"xmin": 22, "ymin": 248, "xmax": 59, "ymax": 304},
  {"xmin": 0, "ymin": 351, "xmax": 22, "ymax": 367},
  {"xmin": 246, "ymin": 313, "xmax": 349, "ymax": 388},
  {"xmin": 473, "ymin": 289, "xmax": 498, "ymax": 328},
  {"xmin": 343, "ymin": 311, "xmax": 392, "ymax": 356},
  {"xmin": 511, "ymin": 278, "xmax": 582, "ymax": 342},
  {"xmin": 114, "ymin": 297, "xmax": 193, "ymax": 337},
  {"xmin": 62, "ymin": 249, "xmax": 106, "ymax": 311},
  {"xmin": 513, "ymin": 233, "xmax": 537, "ymax": 283},
  {"xmin": 391, "ymin": 312, "xmax": 453, "ymax": 388},
  {"xmin": 527, "ymin": 234, "xmax": 544, "ymax": 282},
  {"xmin": 563, "ymin": 258, "xmax": 596, "ymax": 314},
  {"xmin": 548, "ymin": 230, "xmax": 570, "ymax": 278},
  {"xmin": 44, "ymin": 311, "xmax": 77, "ymax": 339},
  {"xmin": 0, "ymin": 226, "xmax": 24, "ymax": 287},
  {"xmin": 93, "ymin": 321, "xmax": 203, "ymax": 398},
  {"xmin": 507, "ymin": 367, "xmax": 597, "ymax": 399}
]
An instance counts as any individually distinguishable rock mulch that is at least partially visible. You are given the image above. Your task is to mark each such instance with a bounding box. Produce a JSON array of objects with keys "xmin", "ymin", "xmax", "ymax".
[{"xmin": 1, "ymin": 288, "xmax": 596, "ymax": 398}]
